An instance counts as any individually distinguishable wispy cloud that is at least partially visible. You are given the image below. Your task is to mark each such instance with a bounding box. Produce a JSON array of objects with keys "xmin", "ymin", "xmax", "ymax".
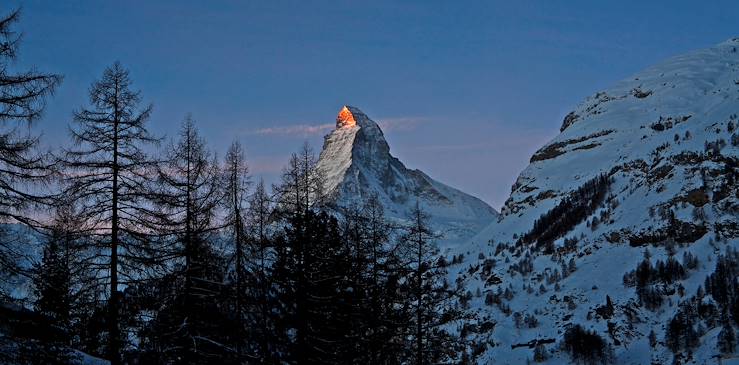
[
  {"xmin": 252, "ymin": 123, "xmax": 334, "ymax": 137},
  {"xmin": 247, "ymin": 116, "xmax": 427, "ymax": 137}
]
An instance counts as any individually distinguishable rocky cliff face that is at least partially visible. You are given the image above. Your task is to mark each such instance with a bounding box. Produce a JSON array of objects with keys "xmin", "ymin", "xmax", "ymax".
[
  {"xmin": 453, "ymin": 39, "xmax": 739, "ymax": 364},
  {"xmin": 316, "ymin": 106, "xmax": 498, "ymax": 247}
]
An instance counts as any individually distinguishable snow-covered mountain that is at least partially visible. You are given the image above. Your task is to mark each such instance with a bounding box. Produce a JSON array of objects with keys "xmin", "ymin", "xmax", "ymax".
[
  {"xmin": 316, "ymin": 106, "xmax": 498, "ymax": 247},
  {"xmin": 452, "ymin": 39, "xmax": 739, "ymax": 364}
]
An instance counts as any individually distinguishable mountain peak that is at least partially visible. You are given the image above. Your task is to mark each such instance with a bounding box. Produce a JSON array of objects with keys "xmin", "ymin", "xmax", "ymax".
[
  {"xmin": 336, "ymin": 106, "xmax": 357, "ymax": 128},
  {"xmin": 336, "ymin": 105, "xmax": 373, "ymax": 129},
  {"xmin": 317, "ymin": 106, "xmax": 498, "ymax": 247}
]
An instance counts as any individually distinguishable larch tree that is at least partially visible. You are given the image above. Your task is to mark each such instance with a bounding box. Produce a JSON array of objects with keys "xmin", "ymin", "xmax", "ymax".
[
  {"xmin": 337, "ymin": 201, "xmax": 373, "ymax": 360},
  {"xmin": 272, "ymin": 209, "xmax": 353, "ymax": 364},
  {"xmin": 270, "ymin": 144, "xmax": 335, "ymax": 362},
  {"xmin": 222, "ymin": 140, "xmax": 250, "ymax": 358},
  {"xmin": 354, "ymin": 195, "xmax": 408, "ymax": 363},
  {"xmin": 146, "ymin": 116, "xmax": 228, "ymax": 363},
  {"xmin": 400, "ymin": 201, "xmax": 468, "ymax": 365},
  {"xmin": 0, "ymin": 8, "xmax": 61, "ymax": 295},
  {"xmin": 245, "ymin": 178, "xmax": 276, "ymax": 361},
  {"xmin": 62, "ymin": 62, "xmax": 157, "ymax": 364},
  {"xmin": 272, "ymin": 142, "xmax": 324, "ymax": 218}
]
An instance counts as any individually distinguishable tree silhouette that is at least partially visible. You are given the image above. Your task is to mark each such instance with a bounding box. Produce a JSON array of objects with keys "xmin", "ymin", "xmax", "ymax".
[
  {"xmin": 0, "ymin": 8, "xmax": 61, "ymax": 296},
  {"xmin": 145, "ymin": 116, "xmax": 228, "ymax": 363},
  {"xmin": 63, "ymin": 62, "xmax": 157, "ymax": 364}
]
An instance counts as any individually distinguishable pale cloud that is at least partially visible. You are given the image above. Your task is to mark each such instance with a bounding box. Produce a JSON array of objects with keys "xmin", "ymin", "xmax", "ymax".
[
  {"xmin": 247, "ymin": 116, "xmax": 427, "ymax": 137},
  {"xmin": 252, "ymin": 123, "xmax": 334, "ymax": 137}
]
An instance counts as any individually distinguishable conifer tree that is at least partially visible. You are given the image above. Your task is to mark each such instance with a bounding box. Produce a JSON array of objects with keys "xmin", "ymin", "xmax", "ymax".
[
  {"xmin": 718, "ymin": 317, "xmax": 736, "ymax": 354},
  {"xmin": 222, "ymin": 140, "xmax": 250, "ymax": 357},
  {"xmin": 245, "ymin": 178, "xmax": 276, "ymax": 361},
  {"xmin": 145, "ymin": 116, "xmax": 229, "ymax": 363},
  {"xmin": 63, "ymin": 62, "xmax": 156, "ymax": 364},
  {"xmin": 399, "ymin": 201, "xmax": 467, "ymax": 364},
  {"xmin": 272, "ymin": 210, "xmax": 352, "ymax": 364},
  {"xmin": 0, "ymin": 9, "xmax": 61, "ymax": 296},
  {"xmin": 32, "ymin": 204, "xmax": 94, "ymax": 363},
  {"xmin": 339, "ymin": 195, "xmax": 407, "ymax": 363},
  {"xmin": 273, "ymin": 142, "xmax": 323, "ymax": 218},
  {"xmin": 34, "ymin": 202, "xmax": 98, "ymax": 327}
]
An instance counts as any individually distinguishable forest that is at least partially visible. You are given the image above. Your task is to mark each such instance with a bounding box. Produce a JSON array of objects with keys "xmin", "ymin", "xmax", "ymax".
[{"xmin": 0, "ymin": 10, "xmax": 477, "ymax": 364}]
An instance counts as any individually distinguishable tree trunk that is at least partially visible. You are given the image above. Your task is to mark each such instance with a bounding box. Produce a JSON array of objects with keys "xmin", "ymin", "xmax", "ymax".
[
  {"xmin": 184, "ymin": 129, "xmax": 193, "ymax": 352},
  {"xmin": 109, "ymin": 84, "xmax": 121, "ymax": 365},
  {"xmin": 235, "ymin": 203, "xmax": 243, "ymax": 358}
]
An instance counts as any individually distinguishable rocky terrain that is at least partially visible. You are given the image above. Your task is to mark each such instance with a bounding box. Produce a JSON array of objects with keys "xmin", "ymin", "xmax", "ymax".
[
  {"xmin": 449, "ymin": 38, "xmax": 739, "ymax": 364},
  {"xmin": 316, "ymin": 105, "xmax": 498, "ymax": 248}
]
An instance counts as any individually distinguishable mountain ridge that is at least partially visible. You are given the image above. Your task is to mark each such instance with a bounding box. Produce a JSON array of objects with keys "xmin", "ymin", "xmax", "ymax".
[
  {"xmin": 316, "ymin": 105, "xmax": 498, "ymax": 247},
  {"xmin": 452, "ymin": 38, "xmax": 739, "ymax": 364}
]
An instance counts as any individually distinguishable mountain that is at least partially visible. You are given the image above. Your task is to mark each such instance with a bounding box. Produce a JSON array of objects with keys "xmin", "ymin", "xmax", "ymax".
[
  {"xmin": 316, "ymin": 106, "xmax": 498, "ymax": 247},
  {"xmin": 452, "ymin": 39, "xmax": 739, "ymax": 364}
]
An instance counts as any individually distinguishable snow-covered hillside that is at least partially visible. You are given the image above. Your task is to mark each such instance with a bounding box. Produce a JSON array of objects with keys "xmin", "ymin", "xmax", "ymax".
[
  {"xmin": 453, "ymin": 39, "xmax": 739, "ymax": 364},
  {"xmin": 316, "ymin": 106, "xmax": 498, "ymax": 247}
]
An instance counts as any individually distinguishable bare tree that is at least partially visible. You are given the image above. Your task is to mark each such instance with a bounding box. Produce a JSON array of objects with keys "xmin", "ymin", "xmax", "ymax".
[
  {"xmin": 146, "ymin": 116, "xmax": 227, "ymax": 362},
  {"xmin": 222, "ymin": 140, "xmax": 250, "ymax": 357},
  {"xmin": 0, "ymin": 10, "xmax": 61, "ymax": 123},
  {"xmin": 0, "ymin": 8, "xmax": 61, "ymax": 296},
  {"xmin": 273, "ymin": 142, "xmax": 324, "ymax": 218},
  {"xmin": 338, "ymin": 195, "xmax": 406, "ymax": 363},
  {"xmin": 62, "ymin": 62, "xmax": 156, "ymax": 364},
  {"xmin": 399, "ymin": 201, "xmax": 466, "ymax": 364},
  {"xmin": 245, "ymin": 178, "xmax": 276, "ymax": 361}
]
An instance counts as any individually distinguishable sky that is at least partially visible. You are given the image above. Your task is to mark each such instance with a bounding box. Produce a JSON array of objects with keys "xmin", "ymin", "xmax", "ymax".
[{"xmin": 6, "ymin": 0, "xmax": 739, "ymax": 209}]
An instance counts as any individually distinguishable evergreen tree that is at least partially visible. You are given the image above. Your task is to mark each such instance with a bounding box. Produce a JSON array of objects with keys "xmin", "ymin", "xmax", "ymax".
[
  {"xmin": 718, "ymin": 319, "xmax": 736, "ymax": 354},
  {"xmin": 342, "ymin": 195, "xmax": 409, "ymax": 363},
  {"xmin": 562, "ymin": 325, "xmax": 613, "ymax": 364},
  {"xmin": 272, "ymin": 142, "xmax": 323, "ymax": 218},
  {"xmin": 222, "ymin": 140, "xmax": 250, "ymax": 358},
  {"xmin": 272, "ymin": 210, "xmax": 354, "ymax": 364},
  {"xmin": 144, "ymin": 117, "xmax": 230, "ymax": 363},
  {"xmin": 665, "ymin": 305, "xmax": 699, "ymax": 355},
  {"xmin": 34, "ymin": 212, "xmax": 73, "ymax": 330},
  {"xmin": 360, "ymin": 196, "xmax": 402, "ymax": 360},
  {"xmin": 399, "ymin": 201, "xmax": 467, "ymax": 364},
  {"xmin": 337, "ymin": 201, "xmax": 373, "ymax": 361},
  {"xmin": 31, "ymin": 204, "xmax": 94, "ymax": 363},
  {"xmin": 245, "ymin": 178, "xmax": 277, "ymax": 362},
  {"xmin": 62, "ymin": 62, "xmax": 157, "ymax": 364},
  {"xmin": 521, "ymin": 174, "xmax": 611, "ymax": 250}
]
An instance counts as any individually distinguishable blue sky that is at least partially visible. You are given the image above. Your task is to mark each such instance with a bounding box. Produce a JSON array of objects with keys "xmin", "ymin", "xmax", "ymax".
[{"xmin": 8, "ymin": 1, "xmax": 739, "ymax": 208}]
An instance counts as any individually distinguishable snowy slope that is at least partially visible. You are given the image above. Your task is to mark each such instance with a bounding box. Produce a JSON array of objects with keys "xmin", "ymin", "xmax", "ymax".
[
  {"xmin": 452, "ymin": 39, "xmax": 739, "ymax": 364},
  {"xmin": 316, "ymin": 106, "xmax": 498, "ymax": 247},
  {"xmin": 0, "ymin": 224, "xmax": 43, "ymax": 301}
]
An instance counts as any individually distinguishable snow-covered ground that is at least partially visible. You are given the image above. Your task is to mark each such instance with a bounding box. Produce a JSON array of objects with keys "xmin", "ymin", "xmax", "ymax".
[{"xmin": 447, "ymin": 38, "xmax": 739, "ymax": 364}]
